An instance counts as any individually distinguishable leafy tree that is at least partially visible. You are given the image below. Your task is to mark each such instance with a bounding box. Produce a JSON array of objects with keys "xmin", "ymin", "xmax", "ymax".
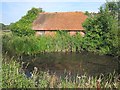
[
  {"xmin": 0, "ymin": 23, "xmax": 10, "ymax": 30},
  {"xmin": 85, "ymin": 11, "xmax": 90, "ymax": 16},
  {"xmin": 10, "ymin": 7, "xmax": 43, "ymax": 36},
  {"xmin": 85, "ymin": 11, "xmax": 97, "ymax": 17},
  {"xmin": 83, "ymin": 5, "xmax": 118, "ymax": 55},
  {"xmin": 105, "ymin": 0, "xmax": 119, "ymax": 18},
  {"xmin": 105, "ymin": 0, "xmax": 119, "ymax": 56}
]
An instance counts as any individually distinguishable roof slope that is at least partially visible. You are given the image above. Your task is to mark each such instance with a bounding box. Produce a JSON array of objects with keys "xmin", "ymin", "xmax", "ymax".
[{"xmin": 32, "ymin": 12, "xmax": 87, "ymax": 30}]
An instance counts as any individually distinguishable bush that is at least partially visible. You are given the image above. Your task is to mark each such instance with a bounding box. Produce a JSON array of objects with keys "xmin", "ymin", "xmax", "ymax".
[
  {"xmin": 10, "ymin": 8, "xmax": 43, "ymax": 36},
  {"xmin": 82, "ymin": 6, "xmax": 118, "ymax": 56}
]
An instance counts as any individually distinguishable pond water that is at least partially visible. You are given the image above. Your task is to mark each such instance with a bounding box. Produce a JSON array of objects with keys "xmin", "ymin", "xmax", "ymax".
[{"xmin": 22, "ymin": 52, "xmax": 118, "ymax": 76}]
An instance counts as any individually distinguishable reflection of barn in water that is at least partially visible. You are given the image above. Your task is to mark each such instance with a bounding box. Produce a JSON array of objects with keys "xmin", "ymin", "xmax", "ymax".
[{"xmin": 21, "ymin": 52, "xmax": 118, "ymax": 77}]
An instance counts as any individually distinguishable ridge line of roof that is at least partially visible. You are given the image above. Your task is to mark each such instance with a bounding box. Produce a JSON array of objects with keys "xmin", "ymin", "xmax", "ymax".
[{"xmin": 39, "ymin": 11, "xmax": 85, "ymax": 14}]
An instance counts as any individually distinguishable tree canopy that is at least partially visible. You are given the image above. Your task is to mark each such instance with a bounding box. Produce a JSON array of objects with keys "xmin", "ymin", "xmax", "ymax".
[
  {"xmin": 10, "ymin": 7, "xmax": 43, "ymax": 36},
  {"xmin": 82, "ymin": 0, "xmax": 119, "ymax": 56},
  {"xmin": 0, "ymin": 23, "xmax": 10, "ymax": 30}
]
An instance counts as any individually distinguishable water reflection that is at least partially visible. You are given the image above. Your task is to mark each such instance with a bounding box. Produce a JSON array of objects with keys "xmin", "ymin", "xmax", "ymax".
[{"xmin": 21, "ymin": 52, "xmax": 118, "ymax": 76}]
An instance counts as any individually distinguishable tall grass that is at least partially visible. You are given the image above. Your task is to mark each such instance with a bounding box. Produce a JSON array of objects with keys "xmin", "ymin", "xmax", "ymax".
[
  {"xmin": 2, "ymin": 31, "xmax": 84, "ymax": 55},
  {"xmin": 2, "ymin": 31, "xmax": 119, "ymax": 57},
  {"xmin": 2, "ymin": 57, "xmax": 35, "ymax": 88},
  {"xmin": 2, "ymin": 56, "xmax": 120, "ymax": 88}
]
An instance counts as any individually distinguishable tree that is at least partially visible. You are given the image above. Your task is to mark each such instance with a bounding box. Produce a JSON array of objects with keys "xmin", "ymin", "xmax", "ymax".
[
  {"xmin": 85, "ymin": 11, "xmax": 90, "ymax": 16},
  {"xmin": 106, "ymin": 0, "xmax": 120, "ymax": 56},
  {"xmin": 105, "ymin": 0, "xmax": 119, "ymax": 18},
  {"xmin": 105, "ymin": 0, "xmax": 120, "ymax": 56},
  {"xmin": 0, "ymin": 23, "xmax": 10, "ymax": 30},
  {"xmin": 10, "ymin": 7, "xmax": 43, "ymax": 36},
  {"xmin": 82, "ymin": 5, "xmax": 118, "ymax": 55}
]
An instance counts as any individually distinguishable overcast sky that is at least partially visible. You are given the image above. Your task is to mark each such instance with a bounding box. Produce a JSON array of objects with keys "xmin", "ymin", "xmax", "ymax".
[{"xmin": 1, "ymin": 0, "xmax": 106, "ymax": 25}]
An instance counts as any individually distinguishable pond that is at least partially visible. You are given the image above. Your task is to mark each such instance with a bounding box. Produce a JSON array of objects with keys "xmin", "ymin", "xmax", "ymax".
[{"xmin": 21, "ymin": 52, "xmax": 119, "ymax": 77}]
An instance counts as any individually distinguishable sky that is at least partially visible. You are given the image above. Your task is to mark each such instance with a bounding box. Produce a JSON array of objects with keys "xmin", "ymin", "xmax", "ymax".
[{"xmin": 1, "ymin": 1, "xmax": 106, "ymax": 25}]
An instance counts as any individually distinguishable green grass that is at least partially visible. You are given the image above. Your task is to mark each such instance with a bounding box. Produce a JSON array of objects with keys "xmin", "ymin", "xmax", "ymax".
[
  {"xmin": 2, "ymin": 56, "xmax": 120, "ymax": 88},
  {"xmin": 2, "ymin": 31, "xmax": 83, "ymax": 55}
]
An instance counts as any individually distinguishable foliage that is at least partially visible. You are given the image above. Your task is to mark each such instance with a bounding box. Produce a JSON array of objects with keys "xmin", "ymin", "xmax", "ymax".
[
  {"xmin": 0, "ymin": 23, "xmax": 10, "ymax": 30},
  {"xmin": 105, "ymin": 0, "xmax": 120, "ymax": 57},
  {"xmin": 85, "ymin": 11, "xmax": 90, "ymax": 16},
  {"xmin": 2, "ymin": 31, "xmax": 84, "ymax": 55},
  {"xmin": 85, "ymin": 11, "xmax": 97, "ymax": 17},
  {"xmin": 83, "ymin": 0, "xmax": 119, "ymax": 56},
  {"xmin": 2, "ymin": 1, "xmax": 119, "ymax": 57},
  {"xmin": 105, "ymin": 0, "xmax": 119, "ymax": 18},
  {"xmin": 2, "ymin": 57, "xmax": 35, "ymax": 88},
  {"xmin": 82, "ymin": 4, "xmax": 118, "ymax": 56},
  {"xmin": 10, "ymin": 8, "xmax": 43, "ymax": 36},
  {"xmin": 2, "ymin": 56, "xmax": 120, "ymax": 88}
]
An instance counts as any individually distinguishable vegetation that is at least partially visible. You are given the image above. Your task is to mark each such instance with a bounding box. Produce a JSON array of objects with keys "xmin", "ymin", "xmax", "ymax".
[
  {"xmin": 3, "ymin": 1, "xmax": 118, "ymax": 57},
  {"xmin": 0, "ymin": 23, "xmax": 10, "ymax": 30},
  {"xmin": 83, "ymin": 5, "xmax": 118, "ymax": 56},
  {"xmin": 10, "ymin": 7, "xmax": 43, "ymax": 36},
  {"xmin": 2, "ymin": 31, "xmax": 83, "ymax": 55},
  {"xmin": 83, "ymin": 0, "xmax": 119, "ymax": 57},
  {"xmin": 2, "ymin": 56, "xmax": 120, "ymax": 88},
  {"xmin": 2, "ymin": 1, "xmax": 120, "ymax": 89},
  {"xmin": 105, "ymin": 0, "xmax": 120, "ymax": 57}
]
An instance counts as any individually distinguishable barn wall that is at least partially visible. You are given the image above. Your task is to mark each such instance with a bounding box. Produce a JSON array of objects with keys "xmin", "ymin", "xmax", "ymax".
[
  {"xmin": 79, "ymin": 31, "xmax": 85, "ymax": 37},
  {"xmin": 45, "ymin": 31, "xmax": 56, "ymax": 36},
  {"xmin": 69, "ymin": 31, "xmax": 85, "ymax": 37},
  {"xmin": 69, "ymin": 31, "xmax": 76, "ymax": 36},
  {"xmin": 35, "ymin": 31, "xmax": 45, "ymax": 36},
  {"xmin": 35, "ymin": 30, "xmax": 85, "ymax": 37}
]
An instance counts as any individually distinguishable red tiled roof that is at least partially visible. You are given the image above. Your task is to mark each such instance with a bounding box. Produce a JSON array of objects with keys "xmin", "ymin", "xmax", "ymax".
[{"xmin": 32, "ymin": 12, "xmax": 87, "ymax": 30}]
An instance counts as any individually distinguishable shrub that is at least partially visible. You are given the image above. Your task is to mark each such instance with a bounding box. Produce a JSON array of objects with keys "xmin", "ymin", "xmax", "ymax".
[{"xmin": 10, "ymin": 8, "xmax": 43, "ymax": 36}]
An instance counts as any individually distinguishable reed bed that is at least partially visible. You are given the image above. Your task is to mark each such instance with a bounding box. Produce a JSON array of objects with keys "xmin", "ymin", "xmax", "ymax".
[
  {"xmin": 2, "ymin": 31, "xmax": 83, "ymax": 55},
  {"xmin": 2, "ymin": 56, "xmax": 120, "ymax": 88}
]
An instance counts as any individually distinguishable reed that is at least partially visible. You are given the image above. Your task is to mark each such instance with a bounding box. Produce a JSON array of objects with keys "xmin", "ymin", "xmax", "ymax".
[
  {"xmin": 2, "ymin": 31, "xmax": 84, "ymax": 55},
  {"xmin": 2, "ymin": 56, "xmax": 120, "ymax": 88},
  {"xmin": 2, "ymin": 57, "xmax": 35, "ymax": 88}
]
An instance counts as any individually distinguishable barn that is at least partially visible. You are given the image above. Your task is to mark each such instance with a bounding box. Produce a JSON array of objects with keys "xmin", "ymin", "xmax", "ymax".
[{"xmin": 32, "ymin": 12, "xmax": 87, "ymax": 36}]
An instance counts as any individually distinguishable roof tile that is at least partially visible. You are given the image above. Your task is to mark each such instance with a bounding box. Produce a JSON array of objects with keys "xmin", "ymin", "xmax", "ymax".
[{"xmin": 32, "ymin": 12, "xmax": 87, "ymax": 30}]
